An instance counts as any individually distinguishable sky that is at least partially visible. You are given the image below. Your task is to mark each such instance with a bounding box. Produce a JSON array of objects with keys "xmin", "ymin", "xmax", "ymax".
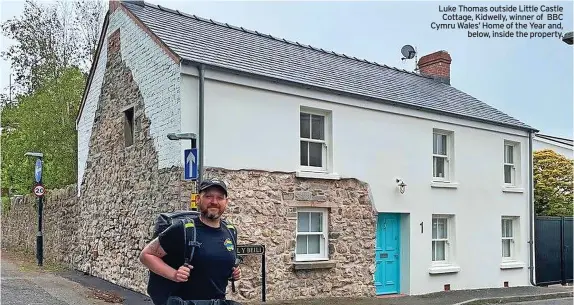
[{"xmin": 1, "ymin": 0, "xmax": 573, "ymax": 139}]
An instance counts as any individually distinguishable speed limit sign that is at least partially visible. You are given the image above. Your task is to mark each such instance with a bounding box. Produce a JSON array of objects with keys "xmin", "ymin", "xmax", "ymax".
[{"xmin": 33, "ymin": 184, "xmax": 45, "ymax": 197}]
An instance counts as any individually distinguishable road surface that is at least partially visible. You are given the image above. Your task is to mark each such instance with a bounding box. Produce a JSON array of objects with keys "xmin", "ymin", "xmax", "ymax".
[
  {"xmin": 1, "ymin": 250, "xmax": 571, "ymax": 305},
  {"xmin": 0, "ymin": 256, "xmax": 109, "ymax": 305},
  {"xmin": 502, "ymin": 298, "xmax": 573, "ymax": 305}
]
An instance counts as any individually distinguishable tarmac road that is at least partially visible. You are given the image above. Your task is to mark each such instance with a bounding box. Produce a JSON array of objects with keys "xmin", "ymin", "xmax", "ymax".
[
  {"xmin": 0, "ymin": 255, "xmax": 111, "ymax": 305},
  {"xmin": 1, "ymin": 249, "xmax": 571, "ymax": 305},
  {"xmin": 502, "ymin": 298, "xmax": 573, "ymax": 305}
]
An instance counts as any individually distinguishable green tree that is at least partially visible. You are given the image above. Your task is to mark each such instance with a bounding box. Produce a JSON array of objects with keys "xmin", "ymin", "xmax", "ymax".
[
  {"xmin": 1, "ymin": 0, "xmax": 105, "ymax": 103},
  {"xmin": 533, "ymin": 149, "xmax": 573, "ymax": 217},
  {"xmin": 1, "ymin": 67, "xmax": 85, "ymax": 194},
  {"xmin": 0, "ymin": 0, "xmax": 105, "ymax": 195}
]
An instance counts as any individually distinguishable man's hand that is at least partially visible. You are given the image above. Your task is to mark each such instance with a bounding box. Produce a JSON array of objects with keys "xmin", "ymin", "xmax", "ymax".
[
  {"xmin": 231, "ymin": 266, "xmax": 241, "ymax": 280},
  {"xmin": 173, "ymin": 265, "xmax": 193, "ymax": 282}
]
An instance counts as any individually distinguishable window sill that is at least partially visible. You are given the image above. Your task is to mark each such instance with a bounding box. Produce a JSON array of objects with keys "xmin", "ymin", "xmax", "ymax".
[
  {"xmin": 293, "ymin": 260, "xmax": 337, "ymax": 270},
  {"xmin": 428, "ymin": 264, "xmax": 461, "ymax": 274},
  {"xmin": 431, "ymin": 181, "xmax": 459, "ymax": 189},
  {"xmin": 502, "ymin": 187, "xmax": 524, "ymax": 193},
  {"xmin": 296, "ymin": 171, "xmax": 340, "ymax": 180},
  {"xmin": 500, "ymin": 261, "xmax": 525, "ymax": 269}
]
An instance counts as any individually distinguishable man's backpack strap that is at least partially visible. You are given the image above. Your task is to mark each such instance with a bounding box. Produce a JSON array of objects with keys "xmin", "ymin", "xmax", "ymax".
[
  {"xmin": 182, "ymin": 217, "xmax": 200, "ymax": 265},
  {"xmin": 221, "ymin": 220, "xmax": 239, "ymax": 292},
  {"xmin": 222, "ymin": 220, "xmax": 238, "ymax": 251}
]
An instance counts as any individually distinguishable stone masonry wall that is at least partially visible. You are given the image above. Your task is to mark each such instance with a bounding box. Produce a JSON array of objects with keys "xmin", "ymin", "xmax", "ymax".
[
  {"xmin": 1, "ymin": 23, "xmax": 190, "ymax": 294},
  {"xmin": 73, "ymin": 27, "xmax": 188, "ymax": 292},
  {"xmin": 1, "ymin": 185, "xmax": 79, "ymax": 266},
  {"xmin": 77, "ymin": 7, "xmax": 181, "ymax": 196},
  {"xmin": 2, "ymin": 7, "xmax": 378, "ymax": 303},
  {"xmin": 1, "ymin": 170, "xmax": 378, "ymax": 303},
  {"xmin": 205, "ymin": 168, "xmax": 378, "ymax": 302}
]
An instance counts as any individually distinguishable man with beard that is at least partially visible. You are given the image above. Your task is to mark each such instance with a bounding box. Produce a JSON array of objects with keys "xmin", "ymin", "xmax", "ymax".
[{"xmin": 139, "ymin": 179, "xmax": 241, "ymax": 305}]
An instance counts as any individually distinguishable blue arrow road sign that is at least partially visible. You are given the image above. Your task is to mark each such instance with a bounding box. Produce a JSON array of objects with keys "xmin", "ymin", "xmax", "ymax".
[
  {"xmin": 35, "ymin": 158, "xmax": 42, "ymax": 183},
  {"xmin": 184, "ymin": 148, "xmax": 198, "ymax": 180}
]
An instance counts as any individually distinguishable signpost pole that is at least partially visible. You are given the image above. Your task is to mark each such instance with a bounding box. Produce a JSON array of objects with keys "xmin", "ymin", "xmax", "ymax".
[
  {"xmin": 190, "ymin": 138, "xmax": 198, "ymax": 211},
  {"xmin": 183, "ymin": 139, "xmax": 198, "ymax": 211},
  {"xmin": 37, "ymin": 185, "xmax": 43, "ymax": 267},
  {"xmin": 166, "ymin": 133, "xmax": 199, "ymax": 211},
  {"xmin": 28, "ymin": 154, "xmax": 45, "ymax": 267},
  {"xmin": 262, "ymin": 245, "xmax": 266, "ymax": 302},
  {"xmin": 237, "ymin": 244, "xmax": 266, "ymax": 302}
]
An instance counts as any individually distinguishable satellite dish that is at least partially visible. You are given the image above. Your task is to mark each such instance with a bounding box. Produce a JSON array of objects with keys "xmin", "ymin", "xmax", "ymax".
[{"xmin": 401, "ymin": 45, "xmax": 416, "ymax": 60}]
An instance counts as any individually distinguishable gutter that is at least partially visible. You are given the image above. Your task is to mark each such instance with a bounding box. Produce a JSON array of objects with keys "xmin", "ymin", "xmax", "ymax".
[
  {"xmin": 528, "ymin": 131, "xmax": 536, "ymax": 286},
  {"xmin": 198, "ymin": 64, "xmax": 205, "ymax": 183},
  {"xmin": 535, "ymin": 134, "xmax": 573, "ymax": 148}
]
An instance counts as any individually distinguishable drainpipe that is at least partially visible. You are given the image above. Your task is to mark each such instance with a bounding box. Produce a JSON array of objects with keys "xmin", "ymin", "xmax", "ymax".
[
  {"xmin": 528, "ymin": 131, "xmax": 536, "ymax": 286},
  {"xmin": 198, "ymin": 64, "xmax": 205, "ymax": 183}
]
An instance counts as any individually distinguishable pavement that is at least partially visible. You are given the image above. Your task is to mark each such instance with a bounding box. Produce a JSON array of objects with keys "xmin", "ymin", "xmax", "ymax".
[
  {"xmin": 0, "ymin": 249, "xmax": 150, "ymax": 305},
  {"xmin": 503, "ymin": 299, "xmax": 572, "ymax": 305},
  {"xmin": 1, "ymin": 248, "xmax": 572, "ymax": 305},
  {"xmin": 1, "ymin": 252, "xmax": 113, "ymax": 305},
  {"xmin": 255, "ymin": 287, "xmax": 573, "ymax": 305}
]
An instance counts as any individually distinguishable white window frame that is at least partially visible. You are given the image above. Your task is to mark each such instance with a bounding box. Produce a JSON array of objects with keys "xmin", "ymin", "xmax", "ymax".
[
  {"xmin": 299, "ymin": 108, "xmax": 330, "ymax": 173},
  {"xmin": 501, "ymin": 217, "xmax": 516, "ymax": 261},
  {"xmin": 430, "ymin": 214, "xmax": 458, "ymax": 268},
  {"xmin": 295, "ymin": 207, "xmax": 329, "ymax": 262},
  {"xmin": 431, "ymin": 216, "xmax": 450, "ymax": 264},
  {"xmin": 432, "ymin": 129, "xmax": 453, "ymax": 182},
  {"xmin": 503, "ymin": 141, "xmax": 519, "ymax": 187}
]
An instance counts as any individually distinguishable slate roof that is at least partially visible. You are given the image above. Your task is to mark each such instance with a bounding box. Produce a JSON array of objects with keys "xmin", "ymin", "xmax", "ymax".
[{"xmin": 121, "ymin": 1, "xmax": 535, "ymax": 131}]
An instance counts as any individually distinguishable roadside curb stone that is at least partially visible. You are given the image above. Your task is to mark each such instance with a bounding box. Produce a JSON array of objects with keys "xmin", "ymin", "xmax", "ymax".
[{"xmin": 453, "ymin": 291, "xmax": 574, "ymax": 305}]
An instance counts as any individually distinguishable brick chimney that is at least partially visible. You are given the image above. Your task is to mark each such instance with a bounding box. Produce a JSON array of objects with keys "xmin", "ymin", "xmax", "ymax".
[
  {"xmin": 417, "ymin": 50, "xmax": 452, "ymax": 85},
  {"xmin": 109, "ymin": 0, "xmax": 121, "ymax": 12}
]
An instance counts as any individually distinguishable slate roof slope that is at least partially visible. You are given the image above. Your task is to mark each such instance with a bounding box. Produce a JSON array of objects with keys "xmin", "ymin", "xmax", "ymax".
[{"xmin": 122, "ymin": 1, "xmax": 535, "ymax": 131}]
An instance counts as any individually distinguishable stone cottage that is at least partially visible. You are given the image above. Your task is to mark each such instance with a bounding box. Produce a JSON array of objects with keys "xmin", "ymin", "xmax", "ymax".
[{"xmin": 75, "ymin": 0, "xmax": 539, "ymax": 302}]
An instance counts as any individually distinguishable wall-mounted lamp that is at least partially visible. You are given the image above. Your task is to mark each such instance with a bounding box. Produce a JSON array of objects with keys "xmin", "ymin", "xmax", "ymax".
[{"xmin": 396, "ymin": 178, "xmax": 407, "ymax": 194}]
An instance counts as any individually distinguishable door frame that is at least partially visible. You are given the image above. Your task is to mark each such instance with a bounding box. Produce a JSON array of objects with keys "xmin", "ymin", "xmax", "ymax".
[{"xmin": 375, "ymin": 212, "xmax": 401, "ymax": 295}]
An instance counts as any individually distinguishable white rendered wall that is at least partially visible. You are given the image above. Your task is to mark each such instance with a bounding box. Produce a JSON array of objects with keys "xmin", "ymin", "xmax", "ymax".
[
  {"xmin": 77, "ymin": 8, "xmax": 182, "ymax": 196},
  {"xmin": 181, "ymin": 66, "xmax": 532, "ymax": 295},
  {"xmin": 76, "ymin": 30, "xmax": 108, "ymax": 196},
  {"xmin": 179, "ymin": 74, "xmax": 199, "ymax": 166},
  {"xmin": 533, "ymin": 137, "xmax": 573, "ymax": 159}
]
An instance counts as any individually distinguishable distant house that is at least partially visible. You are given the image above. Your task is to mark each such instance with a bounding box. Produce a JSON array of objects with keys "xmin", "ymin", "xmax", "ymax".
[
  {"xmin": 533, "ymin": 133, "xmax": 573, "ymax": 159},
  {"xmin": 75, "ymin": 0, "xmax": 540, "ymax": 302},
  {"xmin": 563, "ymin": 31, "xmax": 573, "ymax": 45}
]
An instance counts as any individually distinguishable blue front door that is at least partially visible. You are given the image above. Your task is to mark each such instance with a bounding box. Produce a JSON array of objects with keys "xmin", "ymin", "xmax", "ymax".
[{"xmin": 375, "ymin": 213, "xmax": 401, "ymax": 295}]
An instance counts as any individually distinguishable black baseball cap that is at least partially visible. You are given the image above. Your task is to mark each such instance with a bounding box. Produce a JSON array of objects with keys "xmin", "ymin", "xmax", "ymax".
[{"xmin": 198, "ymin": 179, "xmax": 228, "ymax": 196}]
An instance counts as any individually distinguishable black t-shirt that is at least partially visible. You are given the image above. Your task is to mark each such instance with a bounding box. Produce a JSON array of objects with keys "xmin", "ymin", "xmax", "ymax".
[{"xmin": 157, "ymin": 218, "xmax": 236, "ymax": 301}]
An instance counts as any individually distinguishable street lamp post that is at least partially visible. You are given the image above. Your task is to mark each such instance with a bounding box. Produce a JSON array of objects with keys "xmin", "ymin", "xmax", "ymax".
[
  {"xmin": 167, "ymin": 132, "xmax": 197, "ymax": 151},
  {"xmin": 25, "ymin": 151, "xmax": 44, "ymax": 267}
]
